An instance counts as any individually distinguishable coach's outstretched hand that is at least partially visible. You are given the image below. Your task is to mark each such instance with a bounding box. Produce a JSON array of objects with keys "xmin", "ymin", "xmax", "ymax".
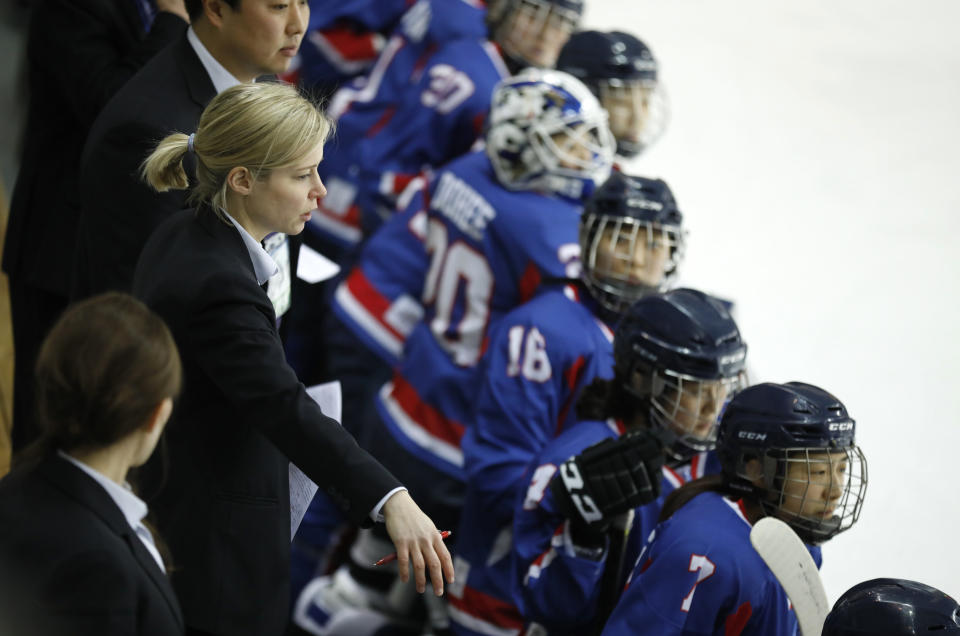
[{"xmin": 382, "ymin": 490, "xmax": 455, "ymax": 596}]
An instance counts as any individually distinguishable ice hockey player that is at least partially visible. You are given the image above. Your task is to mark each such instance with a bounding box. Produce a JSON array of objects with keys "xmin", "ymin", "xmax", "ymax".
[
  {"xmin": 451, "ymin": 287, "xmax": 747, "ymax": 634},
  {"xmin": 603, "ymin": 381, "xmax": 869, "ymax": 635},
  {"xmin": 308, "ymin": 0, "xmax": 584, "ymax": 251},
  {"xmin": 292, "ymin": 68, "xmax": 614, "ymax": 635},
  {"xmin": 557, "ymin": 29, "xmax": 668, "ymax": 159}
]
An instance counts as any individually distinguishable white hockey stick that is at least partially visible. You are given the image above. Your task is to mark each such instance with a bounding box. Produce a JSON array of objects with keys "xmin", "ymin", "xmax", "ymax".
[{"xmin": 749, "ymin": 517, "xmax": 829, "ymax": 636}]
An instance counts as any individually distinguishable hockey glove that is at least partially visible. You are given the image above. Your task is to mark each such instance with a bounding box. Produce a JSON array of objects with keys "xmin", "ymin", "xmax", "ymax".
[{"xmin": 550, "ymin": 430, "xmax": 665, "ymax": 535}]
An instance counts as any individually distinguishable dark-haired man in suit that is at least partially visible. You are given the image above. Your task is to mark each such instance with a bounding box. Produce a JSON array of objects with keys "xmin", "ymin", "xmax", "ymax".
[{"xmin": 75, "ymin": 0, "xmax": 308, "ymax": 301}]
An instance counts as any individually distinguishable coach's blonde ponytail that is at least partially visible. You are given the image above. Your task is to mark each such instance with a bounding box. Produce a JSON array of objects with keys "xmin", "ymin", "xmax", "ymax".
[{"xmin": 140, "ymin": 132, "xmax": 192, "ymax": 193}]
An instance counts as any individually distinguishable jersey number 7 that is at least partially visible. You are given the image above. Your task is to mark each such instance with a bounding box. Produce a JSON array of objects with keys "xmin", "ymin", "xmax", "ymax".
[{"xmin": 681, "ymin": 554, "xmax": 716, "ymax": 612}]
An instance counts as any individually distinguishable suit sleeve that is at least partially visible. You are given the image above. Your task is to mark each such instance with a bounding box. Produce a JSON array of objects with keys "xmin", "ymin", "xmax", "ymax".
[
  {"xmin": 183, "ymin": 275, "xmax": 401, "ymax": 526},
  {"xmin": 42, "ymin": 0, "xmax": 186, "ymax": 128}
]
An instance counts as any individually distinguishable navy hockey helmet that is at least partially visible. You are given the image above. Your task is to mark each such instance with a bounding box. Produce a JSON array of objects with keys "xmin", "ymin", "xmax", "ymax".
[
  {"xmin": 717, "ymin": 382, "xmax": 868, "ymax": 545},
  {"xmin": 822, "ymin": 578, "xmax": 960, "ymax": 635},
  {"xmin": 486, "ymin": 0, "xmax": 583, "ymax": 70},
  {"xmin": 557, "ymin": 30, "xmax": 667, "ymax": 157},
  {"xmin": 557, "ymin": 30, "xmax": 658, "ymax": 89},
  {"xmin": 580, "ymin": 171, "xmax": 684, "ymax": 315},
  {"xmin": 613, "ymin": 288, "xmax": 747, "ymax": 457}
]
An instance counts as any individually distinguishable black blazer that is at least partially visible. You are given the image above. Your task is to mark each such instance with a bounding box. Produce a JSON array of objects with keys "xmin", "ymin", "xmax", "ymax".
[
  {"xmin": 133, "ymin": 208, "xmax": 401, "ymax": 636},
  {"xmin": 74, "ymin": 31, "xmax": 214, "ymax": 299},
  {"xmin": 0, "ymin": 454, "xmax": 184, "ymax": 636},
  {"xmin": 3, "ymin": 0, "xmax": 186, "ymax": 295}
]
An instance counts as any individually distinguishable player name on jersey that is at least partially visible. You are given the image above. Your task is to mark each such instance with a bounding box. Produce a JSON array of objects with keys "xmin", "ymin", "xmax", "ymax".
[{"xmin": 432, "ymin": 171, "xmax": 497, "ymax": 241}]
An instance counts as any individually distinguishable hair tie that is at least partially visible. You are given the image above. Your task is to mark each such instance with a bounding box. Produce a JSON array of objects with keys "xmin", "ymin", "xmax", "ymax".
[{"xmin": 187, "ymin": 133, "xmax": 196, "ymax": 154}]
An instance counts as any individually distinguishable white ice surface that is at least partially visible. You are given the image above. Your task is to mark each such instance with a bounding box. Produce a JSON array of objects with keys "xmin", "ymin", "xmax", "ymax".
[{"xmin": 584, "ymin": 0, "xmax": 960, "ymax": 601}]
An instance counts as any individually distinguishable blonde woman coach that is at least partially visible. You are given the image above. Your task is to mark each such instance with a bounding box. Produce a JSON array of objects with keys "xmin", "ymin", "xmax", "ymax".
[{"xmin": 134, "ymin": 82, "xmax": 453, "ymax": 636}]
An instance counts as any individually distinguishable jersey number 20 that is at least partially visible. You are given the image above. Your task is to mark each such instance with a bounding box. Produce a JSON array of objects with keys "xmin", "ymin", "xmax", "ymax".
[{"xmin": 423, "ymin": 219, "xmax": 493, "ymax": 367}]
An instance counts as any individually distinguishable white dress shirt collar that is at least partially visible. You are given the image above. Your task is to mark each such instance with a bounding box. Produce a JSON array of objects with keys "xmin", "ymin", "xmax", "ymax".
[
  {"xmin": 186, "ymin": 26, "xmax": 243, "ymax": 95},
  {"xmin": 222, "ymin": 210, "xmax": 280, "ymax": 285},
  {"xmin": 58, "ymin": 450, "xmax": 148, "ymax": 530},
  {"xmin": 56, "ymin": 450, "xmax": 165, "ymax": 571}
]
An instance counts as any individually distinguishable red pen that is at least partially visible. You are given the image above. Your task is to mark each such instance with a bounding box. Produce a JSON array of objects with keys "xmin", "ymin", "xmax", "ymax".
[{"xmin": 373, "ymin": 530, "xmax": 452, "ymax": 566}]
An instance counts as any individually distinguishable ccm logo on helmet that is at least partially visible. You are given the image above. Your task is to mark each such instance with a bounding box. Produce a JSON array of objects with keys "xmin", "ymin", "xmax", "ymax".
[
  {"xmin": 738, "ymin": 431, "xmax": 767, "ymax": 441},
  {"xmin": 829, "ymin": 421, "xmax": 854, "ymax": 432},
  {"xmin": 627, "ymin": 199, "xmax": 663, "ymax": 211},
  {"xmin": 719, "ymin": 350, "xmax": 746, "ymax": 366}
]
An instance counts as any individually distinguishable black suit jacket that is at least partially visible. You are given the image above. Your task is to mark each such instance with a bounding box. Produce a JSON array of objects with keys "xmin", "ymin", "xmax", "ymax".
[
  {"xmin": 0, "ymin": 454, "xmax": 184, "ymax": 636},
  {"xmin": 74, "ymin": 31, "xmax": 214, "ymax": 298},
  {"xmin": 73, "ymin": 32, "xmax": 302, "ymax": 301},
  {"xmin": 3, "ymin": 0, "xmax": 186, "ymax": 295},
  {"xmin": 132, "ymin": 208, "xmax": 401, "ymax": 636}
]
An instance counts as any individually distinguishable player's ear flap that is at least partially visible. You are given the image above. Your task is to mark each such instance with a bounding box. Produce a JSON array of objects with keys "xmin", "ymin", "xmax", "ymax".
[
  {"xmin": 629, "ymin": 365, "xmax": 657, "ymax": 398},
  {"xmin": 743, "ymin": 458, "xmax": 764, "ymax": 484}
]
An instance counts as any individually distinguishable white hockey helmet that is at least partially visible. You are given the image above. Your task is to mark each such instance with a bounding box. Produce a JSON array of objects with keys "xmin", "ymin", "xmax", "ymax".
[{"xmin": 485, "ymin": 68, "xmax": 616, "ymax": 202}]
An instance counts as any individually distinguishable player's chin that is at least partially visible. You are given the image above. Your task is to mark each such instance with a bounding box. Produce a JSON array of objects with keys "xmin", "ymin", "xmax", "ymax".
[
  {"xmin": 629, "ymin": 271, "xmax": 660, "ymax": 287},
  {"xmin": 801, "ymin": 508, "xmax": 836, "ymax": 521},
  {"xmin": 690, "ymin": 420, "xmax": 715, "ymax": 439}
]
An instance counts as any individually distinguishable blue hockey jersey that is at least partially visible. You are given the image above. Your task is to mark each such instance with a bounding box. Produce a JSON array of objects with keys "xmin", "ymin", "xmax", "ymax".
[
  {"xmin": 512, "ymin": 425, "xmax": 721, "ymax": 635},
  {"xmin": 602, "ymin": 491, "xmax": 822, "ymax": 636},
  {"xmin": 282, "ymin": 0, "xmax": 409, "ymax": 92},
  {"xmin": 450, "ymin": 410, "xmax": 719, "ymax": 636},
  {"xmin": 369, "ymin": 151, "xmax": 584, "ymax": 478},
  {"xmin": 307, "ymin": 0, "xmax": 509, "ymax": 246},
  {"xmin": 447, "ymin": 289, "xmax": 615, "ymax": 636},
  {"xmin": 331, "ymin": 184, "xmax": 430, "ymax": 366},
  {"xmin": 460, "ymin": 287, "xmax": 614, "ymax": 523}
]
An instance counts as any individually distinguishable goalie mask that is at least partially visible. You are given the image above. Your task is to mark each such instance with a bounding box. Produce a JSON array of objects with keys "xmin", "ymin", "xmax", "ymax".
[
  {"xmin": 823, "ymin": 578, "xmax": 960, "ymax": 635},
  {"xmin": 485, "ymin": 68, "xmax": 616, "ymax": 202},
  {"xmin": 557, "ymin": 30, "xmax": 668, "ymax": 158},
  {"xmin": 486, "ymin": 0, "xmax": 583, "ymax": 70},
  {"xmin": 613, "ymin": 288, "xmax": 747, "ymax": 458},
  {"xmin": 717, "ymin": 382, "xmax": 868, "ymax": 545},
  {"xmin": 580, "ymin": 171, "xmax": 684, "ymax": 315}
]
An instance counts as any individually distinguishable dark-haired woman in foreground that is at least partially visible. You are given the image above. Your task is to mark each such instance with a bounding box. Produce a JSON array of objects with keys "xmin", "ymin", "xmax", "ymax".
[{"xmin": 0, "ymin": 292, "xmax": 184, "ymax": 636}]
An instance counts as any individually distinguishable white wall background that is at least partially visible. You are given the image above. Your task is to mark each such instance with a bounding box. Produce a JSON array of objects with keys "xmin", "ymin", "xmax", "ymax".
[{"xmin": 583, "ymin": 0, "xmax": 960, "ymax": 602}]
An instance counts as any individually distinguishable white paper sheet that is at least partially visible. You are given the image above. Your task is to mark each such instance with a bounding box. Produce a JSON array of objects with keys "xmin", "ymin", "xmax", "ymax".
[
  {"xmin": 295, "ymin": 243, "xmax": 341, "ymax": 284},
  {"xmin": 289, "ymin": 381, "xmax": 342, "ymax": 540}
]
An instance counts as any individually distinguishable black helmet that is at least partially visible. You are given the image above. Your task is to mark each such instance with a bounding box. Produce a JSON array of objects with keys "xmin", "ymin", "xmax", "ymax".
[{"xmin": 823, "ymin": 578, "xmax": 960, "ymax": 635}]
